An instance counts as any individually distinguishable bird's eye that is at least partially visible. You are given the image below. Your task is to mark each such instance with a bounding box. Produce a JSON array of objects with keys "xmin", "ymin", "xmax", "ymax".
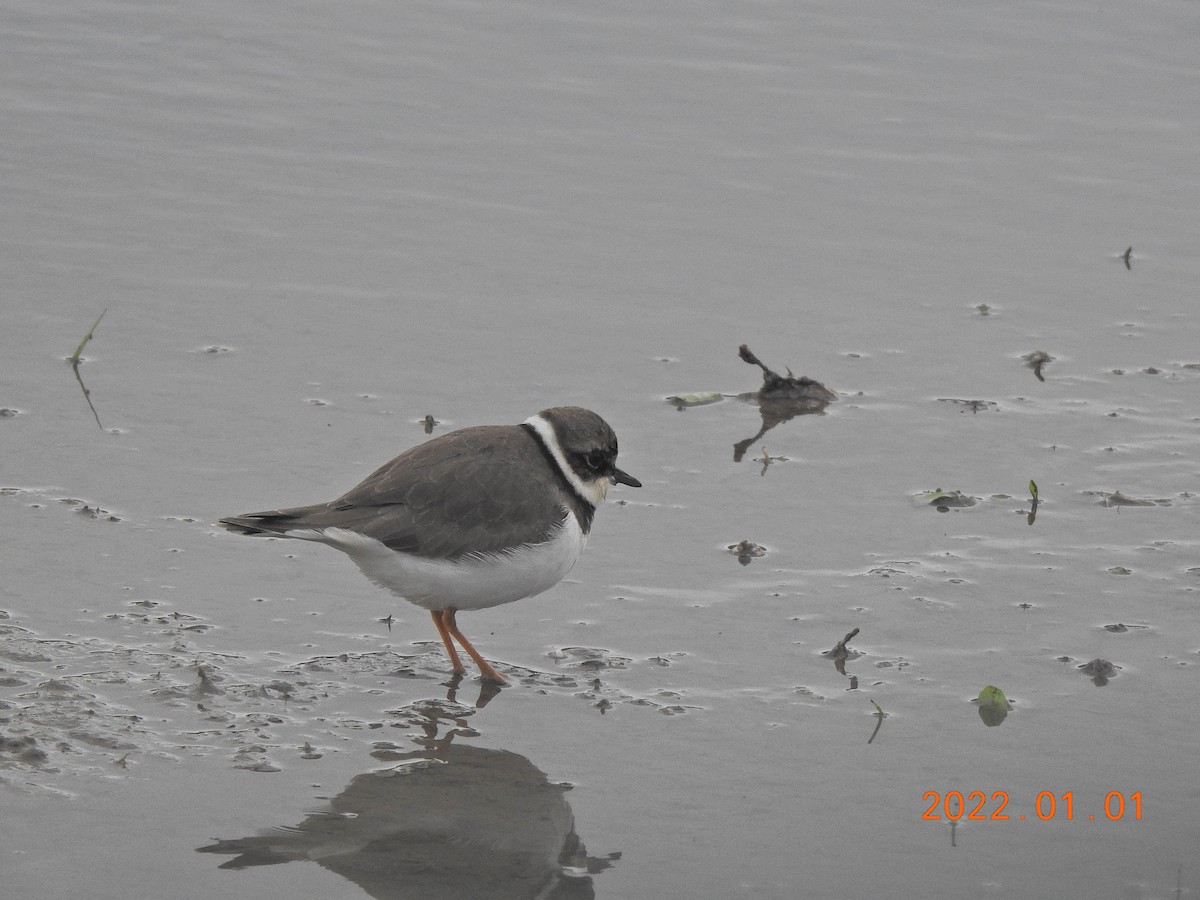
[{"xmin": 584, "ymin": 451, "xmax": 605, "ymax": 471}]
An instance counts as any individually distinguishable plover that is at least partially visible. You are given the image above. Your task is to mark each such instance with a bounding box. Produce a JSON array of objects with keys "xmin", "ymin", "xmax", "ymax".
[{"xmin": 219, "ymin": 406, "xmax": 640, "ymax": 684}]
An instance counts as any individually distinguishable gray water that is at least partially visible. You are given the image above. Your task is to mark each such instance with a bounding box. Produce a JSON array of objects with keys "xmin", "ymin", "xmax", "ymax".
[{"xmin": 4, "ymin": 2, "xmax": 1199, "ymax": 897}]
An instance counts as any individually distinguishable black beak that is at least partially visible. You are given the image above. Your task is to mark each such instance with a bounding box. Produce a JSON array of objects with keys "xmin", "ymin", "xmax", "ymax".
[{"xmin": 611, "ymin": 466, "xmax": 642, "ymax": 488}]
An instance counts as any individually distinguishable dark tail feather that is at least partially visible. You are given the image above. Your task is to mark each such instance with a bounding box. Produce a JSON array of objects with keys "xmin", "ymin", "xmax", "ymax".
[{"xmin": 218, "ymin": 513, "xmax": 290, "ymax": 536}]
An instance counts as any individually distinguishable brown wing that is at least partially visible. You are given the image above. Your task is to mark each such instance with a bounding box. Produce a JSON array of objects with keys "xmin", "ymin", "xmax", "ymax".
[{"xmin": 219, "ymin": 425, "xmax": 569, "ymax": 560}]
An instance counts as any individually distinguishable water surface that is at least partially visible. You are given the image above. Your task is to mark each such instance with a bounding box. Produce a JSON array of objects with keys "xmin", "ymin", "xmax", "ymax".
[{"xmin": 4, "ymin": 2, "xmax": 1199, "ymax": 898}]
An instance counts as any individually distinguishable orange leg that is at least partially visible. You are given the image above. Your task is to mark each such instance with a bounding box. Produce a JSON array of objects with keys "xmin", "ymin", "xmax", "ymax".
[
  {"xmin": 429, "ymin": 609, "xmax": 466, "ymax": 675},
  {"xmin": 432, "ymin": 608, "xmax": 508, "ymax": 684}
]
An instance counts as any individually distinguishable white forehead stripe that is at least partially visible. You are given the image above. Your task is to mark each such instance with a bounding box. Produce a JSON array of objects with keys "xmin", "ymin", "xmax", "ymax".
[{"xmin": 523, "ymin": 413, "xmax": 609, "ymax": 506}]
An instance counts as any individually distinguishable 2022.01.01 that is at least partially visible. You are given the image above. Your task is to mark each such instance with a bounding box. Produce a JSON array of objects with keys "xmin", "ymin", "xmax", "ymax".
[{"xmin": 921, "ymin": 790, "xmax": 1142, "ymax": 822}]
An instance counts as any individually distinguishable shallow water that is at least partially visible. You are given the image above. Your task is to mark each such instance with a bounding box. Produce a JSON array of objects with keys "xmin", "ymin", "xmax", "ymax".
[{"xmin": 4, "ymin": 1, "xmax": 1200, "ymax": 898}]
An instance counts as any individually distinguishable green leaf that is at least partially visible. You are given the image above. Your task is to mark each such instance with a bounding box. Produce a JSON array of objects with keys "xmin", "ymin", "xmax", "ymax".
[
  {"xmin": 666, "ymin": 391, "xmax": 723, "ymax": 408},
  {"xmin": 978, "ymin": 685, "xmax": 1007, "ymax": 706},
  {"xmin": 977, "ymin": 685, "xmax": 1010, "ymax": 726}
]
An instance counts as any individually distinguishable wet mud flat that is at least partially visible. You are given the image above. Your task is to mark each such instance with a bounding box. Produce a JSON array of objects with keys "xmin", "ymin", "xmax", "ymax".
[
  {"xmin": 6, "ymin": 335, "xmax": 1200, "ymax": 898},
  {"xmin": 0, "ymin": 590, "xmax": 688, "ymax": 791},
  {"xmin": 8, "ymin": 329, "xmax": 1200, "ymax": 900}
]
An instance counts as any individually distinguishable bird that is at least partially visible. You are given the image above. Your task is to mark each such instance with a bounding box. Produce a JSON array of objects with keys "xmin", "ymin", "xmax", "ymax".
[{"xmin": 219, "ymin": 406, "xmax": 641, "ymax": 684}]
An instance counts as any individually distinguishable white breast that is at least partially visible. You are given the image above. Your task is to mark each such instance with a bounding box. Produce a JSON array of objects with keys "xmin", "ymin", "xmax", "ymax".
[{"xmin": 304, "ymin": 512, "xmax": 588, "ymax": 612}]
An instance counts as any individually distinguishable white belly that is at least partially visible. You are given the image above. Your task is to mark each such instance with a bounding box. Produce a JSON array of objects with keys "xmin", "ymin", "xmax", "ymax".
[{"xmin": 305, "ymin": 515, "xmax": 588, "ymax": 611}]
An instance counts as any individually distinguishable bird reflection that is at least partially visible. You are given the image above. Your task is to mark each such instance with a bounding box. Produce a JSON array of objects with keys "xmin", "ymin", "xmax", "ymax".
[{"xmin": 197, "ymin": 739, "xmax": 617, "ymax": 899}]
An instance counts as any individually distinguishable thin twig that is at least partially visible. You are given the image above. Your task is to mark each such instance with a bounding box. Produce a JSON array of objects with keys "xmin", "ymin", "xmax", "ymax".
[{"xmin": 69, "ymin": 309, "xmax": 107, "ymax": 429}]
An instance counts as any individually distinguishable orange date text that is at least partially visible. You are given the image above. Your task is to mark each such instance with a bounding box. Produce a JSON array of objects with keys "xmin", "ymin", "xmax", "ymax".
[{"xmin": 921, "ymin": 790, "xmax": 1142, "ymax": 822}]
